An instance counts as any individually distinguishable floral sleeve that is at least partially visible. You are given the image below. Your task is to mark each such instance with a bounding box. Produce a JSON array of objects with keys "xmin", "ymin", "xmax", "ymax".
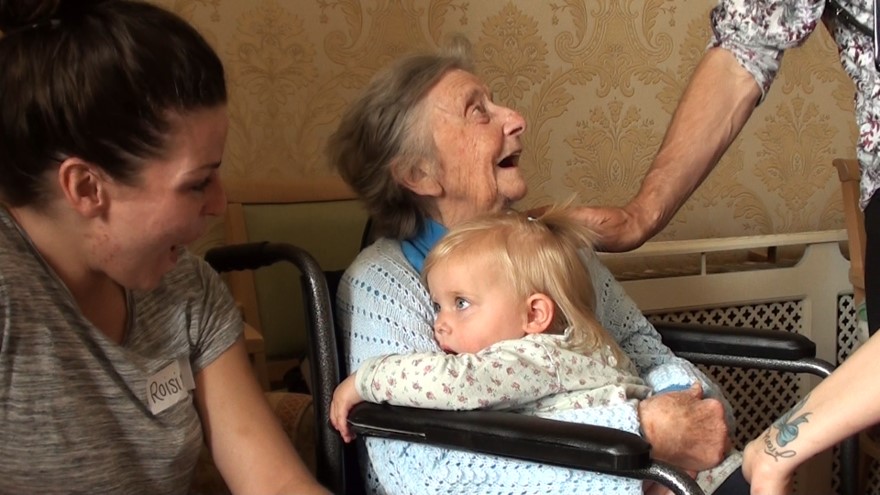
[
  {"xmin": 354, "ymin": 336, "xmax": 652, "ymax": 411},
  {"xmin": 354, "ymin": 341, "xmax": 564, "ymax": 410},
  {"xmin": 710, "ymin": 0, "xmax": 824, "ymax": 100}
]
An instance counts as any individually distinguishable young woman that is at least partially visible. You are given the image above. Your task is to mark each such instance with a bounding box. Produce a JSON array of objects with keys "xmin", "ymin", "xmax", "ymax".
[{"xmin": 0, "ymin": 1, "xmax": 326, "ymax": 493}]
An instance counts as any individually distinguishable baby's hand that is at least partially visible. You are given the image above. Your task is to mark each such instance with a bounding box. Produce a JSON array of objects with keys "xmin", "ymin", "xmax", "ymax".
[{"xmin": 330, "ymin": 374, "xmax": 363, "ymax": 443}]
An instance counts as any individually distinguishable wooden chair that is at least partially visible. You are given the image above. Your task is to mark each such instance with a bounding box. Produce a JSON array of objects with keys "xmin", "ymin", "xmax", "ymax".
[
  {"xmin": 222, "ymin": 178, "xmax": 368, "ymax": 389},
  {"xmin": 834, "ymin": 158, "xmax": 867, "ymax": 308},
  {"xmin": 833, "ymin": 157, "xmax": 878, "ymax": 493}
]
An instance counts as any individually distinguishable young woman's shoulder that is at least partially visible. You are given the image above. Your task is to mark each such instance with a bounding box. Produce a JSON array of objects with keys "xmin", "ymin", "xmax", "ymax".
[
  {"xmin": 144, "ymin": 250, "xmax": 239, "ymax": 333},
  {"xmin": 144, "ymin": 250, "xmax": 241, "ymax": 372},
  {"xmin": 158, "ymin": 250, "xmax": 225, "ymax": 296}
]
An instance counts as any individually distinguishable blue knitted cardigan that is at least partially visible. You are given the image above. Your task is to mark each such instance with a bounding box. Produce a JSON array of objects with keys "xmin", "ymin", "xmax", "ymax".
[{"xmin": 336, "ymin": 226, "xmax": 732, "ymax": 494}]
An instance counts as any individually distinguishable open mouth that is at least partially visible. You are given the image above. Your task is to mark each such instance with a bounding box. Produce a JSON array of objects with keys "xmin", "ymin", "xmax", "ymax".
[{"xmin": 497, "ymin": 152, "xmax": 520, "ymax": 168}]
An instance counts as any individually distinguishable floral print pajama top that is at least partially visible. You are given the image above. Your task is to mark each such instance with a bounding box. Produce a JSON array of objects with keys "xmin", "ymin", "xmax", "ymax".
[{"xmin": 354, "ymin": 329, "xmax": 650, "ymax": 414}]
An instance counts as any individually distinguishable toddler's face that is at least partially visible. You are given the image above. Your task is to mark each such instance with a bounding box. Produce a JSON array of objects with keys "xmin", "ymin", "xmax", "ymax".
[{"xmin": 427, "ymin": 255, "xmax": 529, "ymax": 354}]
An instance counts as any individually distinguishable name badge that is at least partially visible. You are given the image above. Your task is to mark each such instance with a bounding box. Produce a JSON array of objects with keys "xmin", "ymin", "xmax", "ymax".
[{"xmin": 146, "ymin": 356, "xmax": 196, "ymax": 415}]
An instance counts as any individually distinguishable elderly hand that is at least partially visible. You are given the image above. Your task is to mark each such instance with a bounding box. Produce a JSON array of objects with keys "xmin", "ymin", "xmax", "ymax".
[
  {"xmin": 527, "ymin": 203, "xmax": 654, "ymax": 252},
  {"xmin": 638, "ymin": 383, "xmax": 732, "ymax": 471},
  {"xmin": 329, "ymin": 374, "xmax": 363, "ymax": 443},
  {"xmin": 742, "ymin": 430, "xmax": 794, "ymax": 495}
]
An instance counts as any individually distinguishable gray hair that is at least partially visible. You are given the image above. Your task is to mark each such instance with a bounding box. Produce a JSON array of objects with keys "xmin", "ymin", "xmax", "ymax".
[{"xmin": 326, "ymin": 38, "xmax": 473, "ymax": 239}]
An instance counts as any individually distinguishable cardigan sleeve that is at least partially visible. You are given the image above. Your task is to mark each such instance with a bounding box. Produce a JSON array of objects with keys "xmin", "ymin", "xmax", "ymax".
[{"xmin": 584, "ymin": 251, "xmax": 734, "ymax": 425}]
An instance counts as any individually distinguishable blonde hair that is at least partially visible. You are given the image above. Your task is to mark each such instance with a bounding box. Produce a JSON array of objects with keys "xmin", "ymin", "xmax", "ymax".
[{"xmin": 423, "ymin": 206, "xmax": 628, "ymax": 363}]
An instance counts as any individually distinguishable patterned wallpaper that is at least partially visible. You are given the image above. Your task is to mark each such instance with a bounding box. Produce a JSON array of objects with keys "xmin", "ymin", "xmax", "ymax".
[{"xmin": 160, "ymin": 0, "xmax": 857, "ymax": 241}]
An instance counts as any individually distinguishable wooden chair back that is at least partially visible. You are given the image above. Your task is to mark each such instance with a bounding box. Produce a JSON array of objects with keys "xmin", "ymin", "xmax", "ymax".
[
  {"xmin": 223, "ymin": 178, "xmax": 368, "ymax": 387},
  {"xmin": 834, "ymin": 158, "xmax": 867, "ymax": 304}
]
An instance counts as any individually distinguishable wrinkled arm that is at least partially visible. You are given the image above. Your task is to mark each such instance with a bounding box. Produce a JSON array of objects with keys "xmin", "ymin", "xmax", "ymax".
[
  {"xmin": 639, "ymin": 383, "xmax": 732, "ymax": 472},
  {"xmin": 570, "ymin": 0, "xmax": 827, "ymax": 252},
  {"xmin": 626, "ymin": 48, "xmax": 760, "ymax": 244},
  {"xmin": 561, "ymin": 48, "xmax": 760, "ymax": 251}
]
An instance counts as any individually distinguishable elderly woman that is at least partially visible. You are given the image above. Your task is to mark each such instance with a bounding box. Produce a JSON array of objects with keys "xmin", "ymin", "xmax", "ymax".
[{"xmin": 328, "ymin": 44, "xmax": 743, "ymax": 494}]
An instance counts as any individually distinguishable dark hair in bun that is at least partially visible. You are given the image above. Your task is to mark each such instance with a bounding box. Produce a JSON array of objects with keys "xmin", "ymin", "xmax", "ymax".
[
  {"xmin": 0, "ymin": 0, "xmax": 57, "ymax": 33},
  {"xmin": 0, "ymin": 0, "xmax": 227, "ymax": 206}
]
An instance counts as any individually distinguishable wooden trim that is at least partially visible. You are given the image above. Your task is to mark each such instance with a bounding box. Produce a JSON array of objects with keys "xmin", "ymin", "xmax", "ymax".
[
  {"xmin": 598, "ymin": 230, "xmax": 847, "ymax": 260},
  {"xmin": 833, "ymin": 158, "xmax": 867, "ymax": 297},
  {"xmin": 834, "ymin": 157, "xmax": 861, "ymax": 183},
  {"xmin": 224, "ymin": 178, "xmax": 358, "ymax": 204}
]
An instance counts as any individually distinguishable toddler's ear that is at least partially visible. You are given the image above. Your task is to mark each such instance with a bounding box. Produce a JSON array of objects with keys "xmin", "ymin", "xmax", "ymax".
[{"xmin": 524, "ymin": 293, "xmax": 554, "ymax": 334}]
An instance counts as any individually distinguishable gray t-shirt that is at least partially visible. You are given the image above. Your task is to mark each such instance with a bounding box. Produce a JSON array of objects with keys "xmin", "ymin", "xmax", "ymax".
[{"xmin": 0, "ymin": 209, "xmax": 242, "ymax": 494}]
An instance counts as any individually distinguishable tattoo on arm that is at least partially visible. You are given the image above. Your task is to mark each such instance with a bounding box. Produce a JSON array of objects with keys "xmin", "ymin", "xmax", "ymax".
[{"xmin": 762, "ymin": 394, "xmax": 812, "ymax": 461}]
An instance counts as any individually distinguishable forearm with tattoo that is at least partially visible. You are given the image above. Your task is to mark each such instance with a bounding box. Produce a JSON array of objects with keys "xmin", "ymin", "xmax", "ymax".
[{"xmin": 761, "ymin": 394, "xmax": 812, "ymax": 461}]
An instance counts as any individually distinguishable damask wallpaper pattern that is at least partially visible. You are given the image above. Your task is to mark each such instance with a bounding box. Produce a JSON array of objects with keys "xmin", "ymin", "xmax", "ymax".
[{"xmin": 159, "ymin": 0, "xmax": 857, "ymax": 241}]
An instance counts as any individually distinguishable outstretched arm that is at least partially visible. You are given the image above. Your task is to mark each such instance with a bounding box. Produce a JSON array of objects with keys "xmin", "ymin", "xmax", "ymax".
[
  {"xmin": 743, "ymin": 332, "xmax": 880, "ymax": 494},
  {"xmin": 196, "ymin": 339, "xmax": 330, "ymax": 495},
  {"xmin": 568, "ymin": 47, "xmax": 760, "ymax": 252}
]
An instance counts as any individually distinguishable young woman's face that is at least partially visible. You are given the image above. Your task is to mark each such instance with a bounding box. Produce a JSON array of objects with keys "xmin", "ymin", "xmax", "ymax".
[{"xmin": 91, "ymin": 105, "xmax": 228, "ymax": 290}]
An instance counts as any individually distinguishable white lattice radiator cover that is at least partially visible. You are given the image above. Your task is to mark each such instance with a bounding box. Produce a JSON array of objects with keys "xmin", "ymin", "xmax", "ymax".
[{"xmin": 601, "ymin": 232, "xmax": 853, "ymax": 493}]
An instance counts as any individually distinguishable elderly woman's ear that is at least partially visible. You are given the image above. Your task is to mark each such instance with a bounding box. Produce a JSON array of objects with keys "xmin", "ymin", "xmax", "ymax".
[{"xmin": 391, "ymin": 158, "xmax": 442, "ymax": 197}]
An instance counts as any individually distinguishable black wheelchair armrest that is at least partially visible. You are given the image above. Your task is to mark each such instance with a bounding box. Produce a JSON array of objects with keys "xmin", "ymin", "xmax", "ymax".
[
  {"xmin": 347, "ymin": 402, "xmax": 651, "ymax": 472},
  {"xmin": 653, "ymin": 321, "xmax": 816, "ymax": 361}
]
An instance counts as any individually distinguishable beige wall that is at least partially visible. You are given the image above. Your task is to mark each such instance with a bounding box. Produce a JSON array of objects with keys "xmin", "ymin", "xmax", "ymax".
[{"xmin": 161, "ymin": 0, "xmax": 857, "ymax": 241}]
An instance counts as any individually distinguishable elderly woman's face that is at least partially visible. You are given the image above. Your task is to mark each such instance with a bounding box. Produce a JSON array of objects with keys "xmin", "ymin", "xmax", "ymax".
[{"xmin": 424, "ymin": 69, "xmax": 527, "ymax": 227}]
